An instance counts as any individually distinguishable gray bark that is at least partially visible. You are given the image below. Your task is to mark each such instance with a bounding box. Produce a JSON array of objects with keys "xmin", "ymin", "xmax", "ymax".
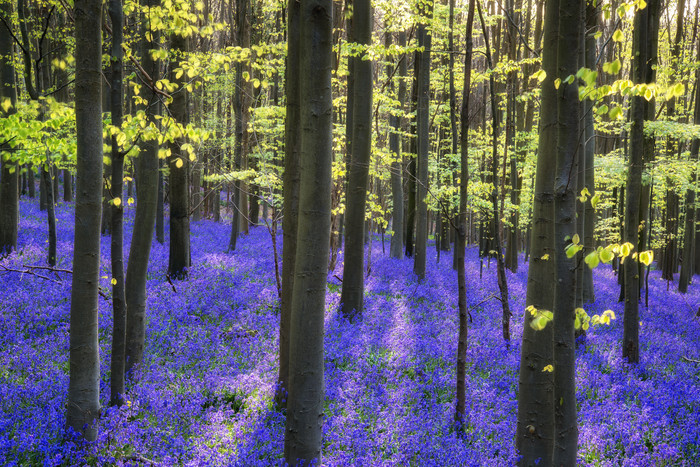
[
  {"xmin": 283, "ymin": 0, "xmax": 332, "ymax": 461},
  {"xmin": 66, "ymin": 0, "xmax": 103, "ymax": 440}
]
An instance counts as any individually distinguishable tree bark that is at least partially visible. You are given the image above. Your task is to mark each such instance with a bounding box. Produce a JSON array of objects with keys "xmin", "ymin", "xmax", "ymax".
[
  {"xmin": 0, "ymin": 0, "xmax": 18, "ymax": 255},
  {"xmin": 283, "ymin": 0, "xmax": 332, "ymax": 461},
  {"xmin": 455, "ymin": 0, "xmax": 475, "ymax": 426},
  {"xmin": 339, "ymin": 0, "xmax": 373, "ymax": 320},
  {"xmin": 277, "ymin": 0, "xmax": 301, "ymax": 408},
  {"xmin": 552, "ymin": 2, "xmax": 582, "ymax": 463},
  {"xmin": 124, "ymin": 0, "xmax": 161, "ymax": 377},
  {"xmin": 168, "ymin": 33, "xmax": 191, "ymax": 279},
  {"xmin": 413, "ymin": 0, "xmax": 433, "ymax": 280},
  {"xmin": 108, "ymin": 0, "xmax": 127, "ymax": 407},
  {"xmin": 67, "ymin": 0, "xmax": 102, "ymax": 440},
  {"xmin": 515, "ymin": 0, "xmax": 558, "ymax": 462}
]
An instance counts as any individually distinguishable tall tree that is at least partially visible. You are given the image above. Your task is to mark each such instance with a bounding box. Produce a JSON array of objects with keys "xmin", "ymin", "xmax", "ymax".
[
  {"xmin": 283, "ymin": 0, "xmax": 332, "ymax": 460},
  {"xmin": 168, "ymin": 33, "xmax": 191, "ymax": 279},
  {"xmin": 413, "ymin": 0, "xmax": 433, "ymax": 280},
  {"xmin": 623, "ymin": 0, "xmax": 660, "ymax": 365},
  {"xmin": 277, "ymin": 0, "xmax": 301, "ymax": 407},
  {"xmin": 0, "ymin": 0, "xmax": 18, "ymax": 255},
  {"xmin": 339, "ymin": 0, "xmax": 372, "ymax": 320},
  {"xmin": 455, "ymin": 0, "xmax": 475, "ymax": 426},
  {"xmin": 125, "ymin": 0, "xmax": 161, "ymax": 376},
  {"xmin": 680, "ymin": 29, "xmax": 700, "ymax": 293},
  {"xmin": 551, "ymin": 0, "xmax": 582, "ymax": 463},
  {"xmin": 388, "ymin": 29, "xmax": 405, "ymax": 260},
  {"xmin": 108, "ymin": 0, "xmax": 127, "ymax": 407},
  {"xmin": 515, "ymin": 0, "xmax": 558, "ymax": 462},
  {"xmin": 66, "ymin": 0, "xmax": 102, "ymax": 440}
]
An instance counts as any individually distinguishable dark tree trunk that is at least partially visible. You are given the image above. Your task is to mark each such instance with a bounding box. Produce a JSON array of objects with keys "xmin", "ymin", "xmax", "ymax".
[
  {"xmin": 125, "ymin": 0, "xmax": 161, "ymax": 377},
  {"xmin": 680, "ymin": 34, "xmax": 700, "ymax": 293},
  {"xmin": 277, "ymin": 0, "xmax": 301, "ymax": 408},
  {"xmin": 582, "ymin": 0, "xmax": 597, "ymax": 303},
  {"xmin": 108, "ymin": 0, "xmax": 126, "ymax": 407},
  {"xmin": 283, "ymin": 0, "xmax": 332, "ymax": 461},
  {"xmin": 515, "ymin": 0, "xmax": 558, "ymax": 462},
  {"xmin": 156, "ymin": 158, "xmax": 164, "ymax": 244},
  {"xmin": 0, "ymin": 0, "xmax": 18, "ymax": 255},
  {"xmin": 339, "ymin": 0, "xmax": 372, "ymax": 320},
  {"xmin": 552, "ymin": 2, "xmax": 582, "ymax": 463},
  {"xmin": 414, "ymin": 0, "xmax": 433, "ymax": 280},
  {"xmin": 389, "ymin": 31, "xmax": 406, "ymax": 260},
  {"xmin": 67, "ymin": 0, "xmax": 102, "ymax": 440},
  {"xmin": 168, "ymin": 33, "xmax": 191, "ymax": 279},
  {"xmin": 455, "ymin": 0, "xmax": 475, "ymax": 426},
  {"xmin": 623, "ymin": 0, "xmax": 660, "ymax": 365}
]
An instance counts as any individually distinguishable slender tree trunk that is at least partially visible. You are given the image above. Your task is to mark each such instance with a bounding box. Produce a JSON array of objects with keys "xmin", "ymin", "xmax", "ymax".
[
  {"xmin": 125, "ymin": 0, "xmax": 161, "ymax": 377},
  {"xmin": 478, "ymin": 0, "xmax": 510, "ymax": 341},
  {"xmin": 277, "ymin": 0, "xmax": 301, "ymax": 408},
  {"xmin": 515, "ymin": 0, "xmax": 558, "ymax": 462},
  {"xmin": 283, "ymin": 0, "xmax": 332, "ymax": 460},
  {"xmin": 680, "ymin": 35, "xmax": 700, "ymax": 293},
  {"xmin": 624, "ymin": 0, "xmax": 660, "ymax": 365},
  {"xmin": 340, "ymin": 0, "xmax": 372, "ymax": 320},
  {"xmin": 551, "ymin": 2, "xmax": 582, "ymax": 463},
  {"xmin": 67, "ymin": 0, "xmax": 102, "ymax": 439},
  {"xmin": 108, "ymin": 0, "xmax": 127, "ymax": 407},
  {"xmin": 414, "ymin": 0, "xmax": 433, "ymax": 280},
  {"xmin": 0, "ymin": 0, "xmax": 18, "ymax": 255},
  {"xmin": 155, "ymin": 158, "xmax": 164, "ymax": 244},
  {"xmin": 582, "ymin": 0, "xmax": 597, "ymax": 303},
  {"xmin": 168, "ymin": 33, "xmax": 191, "ymax": 279},
  {"xmin": 389, "ymin": 30, "xmax": 405, "ymax": 260},
  {"xmin": 455, "ymin": 0, "xmax": 475, "ymax": 426}
]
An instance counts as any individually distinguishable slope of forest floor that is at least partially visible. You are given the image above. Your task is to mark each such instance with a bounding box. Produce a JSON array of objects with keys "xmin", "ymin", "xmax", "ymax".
[{"xmin": 1, "ymin": 200, "xmax": 699, "ymax": 466}]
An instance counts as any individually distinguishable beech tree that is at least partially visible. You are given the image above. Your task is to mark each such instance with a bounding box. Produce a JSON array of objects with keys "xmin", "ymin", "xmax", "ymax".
[
  {"xmin": 66, "ymin": 0, "xmax": 102, "ymax": 439},
  {"xmin": 283, "ymin": 0, "xmax": 332, "ymax": 461},
  {"xmin": 0, "ymin": 0, "xmax": 18, "ymax": 255},
  {"xmin": 339, "ymin": 0, "xmax": 372, "ymax": 320}
]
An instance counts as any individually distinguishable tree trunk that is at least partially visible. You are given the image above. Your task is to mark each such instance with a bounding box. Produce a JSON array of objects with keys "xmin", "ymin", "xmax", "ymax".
[
  {"xmin": 413, "ymin": 1, "xmax": 433, "ymax": 280},
  {"xmin": 108, "ymin": 0, "xmax": 127, "ymax": 407},
  {"xmin": 124, "ymin": 0, "xmax": 161, "ymax": 377},
  {"xmin": 389, "ymin": 30, "xmax": 405, "ymax": 260},
  {"xmin": 582, "ymin": 0, "xmax": 597, "ymax": 303},
  {"xmin": 455, "ymin": 0, "xmax": 475, "ymax": 426},
  {"xmin": 168, "ymin": 33, "xmax": 191, "ymax": 279},
  {"xmin": 551, "ymin": 2, "xmax": 582, "ymax": 463},
  {"xmin": 515, "ymin": 0, "xmax": 558, "ymax": 462},
  {"xmin": 680, "ymin": 33, "xmax": 700, "ymax": 293},
  {"xmin": 0, "ymin": 0, "xmax": 18, "ymax": 255},
  {"xmin": 624, "ymin": 0, "xmax": 660, "ymax": 365},
  {"xmin": 67, "ymin": 0, "xmax": 102, "ymax": 440},
  {"xmin": 339, "ymin": 0, "xmax": 372, "ymax": 320},
  {"xmin": 277, "ymin": 0, "xmax": 301, "ymax": 408},
  {"xmin": 283, "ymin": 0, "xmax": 332, "ymax": 461}
]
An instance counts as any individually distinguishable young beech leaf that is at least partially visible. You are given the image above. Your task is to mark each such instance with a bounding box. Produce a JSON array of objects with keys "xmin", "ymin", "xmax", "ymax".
[
  {"xmin": 573, "ymin": 234, "xmax": 580, "ymax": 245},
  {"xmin": 639, "ymin": 250, "xmax": 654, "ymax": 266},
  {"xmin": 612, "ymin": 29, "xmax": 624, "ymax": 42},
  {"xmin": 542, "ymin": 365, "xmax": 554, "ymax": 373},
  {"xmin": 620, "ymin": 242, "xmax": 633, "ymax": 257},
  {"xmin": 113, "ymin": 197, "xmax": 122, "ymax": 207},
  {"xmin": 590, "ymin": 193, "xmax": 600, "ymax": 208},
  {"xmin": 584, "ymin": 251, "xmax": 600, "ymax": 269},
  {"xmin": 599, "ymin": 247, "xmax": 615, "ymax": 264}
]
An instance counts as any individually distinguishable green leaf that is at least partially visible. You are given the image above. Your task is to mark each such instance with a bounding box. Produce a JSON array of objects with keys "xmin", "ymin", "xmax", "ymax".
[
  {"xmin": 639, "ymin": 250, "xmax": 654, "ymax": 266},
  {"xmin": 599, "ymin": 247, "xmax": 615, "ymax": 264},
  {"xmin": 590, "ymin": 194, "xmax": 600, "ymax": 208},
  {"xmin": 609, "ymin": 106, "xmax": 623, "ymax": 120},
  {"xmin": 554, "ymin": 78, "xmax": 561, "ymax": 90},
  {"xmin": 584, "ymin": 251, "xmax": 600, "ymax": 269},
  {"xmin": 612, "ymin": 29, "xmax": 624, "ymax": 42},
  {"xmin": 596, "ymin": 105, "xmax": 609, "ymax": 115}
]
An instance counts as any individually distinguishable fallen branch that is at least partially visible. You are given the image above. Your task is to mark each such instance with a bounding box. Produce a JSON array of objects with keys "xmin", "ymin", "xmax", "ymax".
[
  {"xmin": 1, "ymin": 264, "xmax": 109, "ymax": 300},
  {"xmin": 682, "ymin": 356, "xmax": 700, "ymax": 364}
]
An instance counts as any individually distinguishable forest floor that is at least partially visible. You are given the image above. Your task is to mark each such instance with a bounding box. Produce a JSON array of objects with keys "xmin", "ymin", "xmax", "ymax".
[{"xmin": 1, "ymin": 199, "xmax": 699, "ymax": 466}]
